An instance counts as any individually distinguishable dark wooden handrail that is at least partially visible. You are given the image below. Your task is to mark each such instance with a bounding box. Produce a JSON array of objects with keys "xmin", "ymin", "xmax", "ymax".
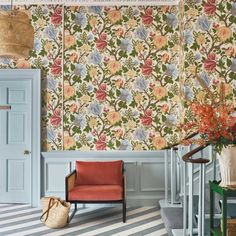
[{"xmin": 182, "ymin": 144, "xmax": 210, "ymax": 164}]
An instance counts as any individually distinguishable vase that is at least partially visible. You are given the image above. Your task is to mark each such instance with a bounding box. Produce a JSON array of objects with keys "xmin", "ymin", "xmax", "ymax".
[{"xmin": 218, "ymin": 146, "xmax": 236, "ymax": 187}]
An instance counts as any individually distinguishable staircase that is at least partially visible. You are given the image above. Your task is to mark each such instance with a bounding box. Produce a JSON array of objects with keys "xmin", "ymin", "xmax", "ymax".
[{"xmin": 159, "ymin": 145, "xmax": 236, "ymax": 236}]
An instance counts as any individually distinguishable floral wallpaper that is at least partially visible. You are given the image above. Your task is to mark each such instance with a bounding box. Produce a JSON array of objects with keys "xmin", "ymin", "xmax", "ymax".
[
  {"xmin": 0, "ymin": 5, "xmax": 63, "ymax": 151},
  {"xmin": 182, "ymin": 0, "xmax": 236, "ymax": 124},
  {"xmin": 0, "ymin": 2, "xmax": 234, "ymax": 151},
  {"xmin": 63, "ymin": 6, "xmax": 180, "ymax": 150}
]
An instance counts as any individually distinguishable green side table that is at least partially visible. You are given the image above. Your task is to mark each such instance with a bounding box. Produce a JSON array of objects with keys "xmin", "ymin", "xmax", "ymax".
[{"xmin": 210, "ymin": 180, "xmax": 236, "ymax": 236}]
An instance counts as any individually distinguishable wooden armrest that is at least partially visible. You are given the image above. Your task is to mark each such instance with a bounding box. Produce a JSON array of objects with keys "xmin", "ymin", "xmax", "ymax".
[{"xmin": 65, "ymin": 170, "xmax": 76, "ymax": 193}]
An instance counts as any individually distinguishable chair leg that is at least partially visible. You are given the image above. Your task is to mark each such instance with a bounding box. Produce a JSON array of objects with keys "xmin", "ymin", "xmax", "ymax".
[
  {"xmin": 123, "ymin": 201, "xmax": 126, "ymax": 223},
  {"xmin": 69, "ymin": 203, "xmax": 77, "ymax": 222}
]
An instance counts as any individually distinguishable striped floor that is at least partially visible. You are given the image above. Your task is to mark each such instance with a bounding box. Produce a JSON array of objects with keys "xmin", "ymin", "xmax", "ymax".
[{"xmin": 0, "ymin": 204, "xmax": 167, "ymax": 236}]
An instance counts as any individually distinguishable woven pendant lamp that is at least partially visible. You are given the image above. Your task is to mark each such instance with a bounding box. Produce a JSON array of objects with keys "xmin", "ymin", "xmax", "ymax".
[{"xmin": 0, "ymin": 7, "xmax": 34, "ymax": 59}]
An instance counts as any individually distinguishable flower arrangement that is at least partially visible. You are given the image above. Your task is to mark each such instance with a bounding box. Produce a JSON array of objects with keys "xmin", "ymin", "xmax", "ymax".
[{"xmin": 181, "ymin": 75, "xmax": 236, "ymax": 153}]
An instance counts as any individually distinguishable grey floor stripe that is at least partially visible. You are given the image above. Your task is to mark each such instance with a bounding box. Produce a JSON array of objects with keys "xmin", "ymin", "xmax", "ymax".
[
  {"xmin": 0, "ymin": 205, "xmax": 166, "ymax": 236},
  {"xmin": 0, "ymin": 207, "xmax": 105, "ymax": 228},
  {"xmin": 2, "ymin": 207, "xmax": 120, "ymax": 235},
  {"xmin": 0, "ymin": 210, "xmax": 42, "ymax": 221},
  {"xmin": 62, "ymin": 207, "xmax": 159, "ymax": 236},
  {"xmin": 129, "ymin": 223, "xmax": 166, "ymax": 236},
  {"xmin": 95, "ymin": 215, "xmax": 161, "ymax": 236},
  {"xmin": 28, "ymin": 207, "xmax": 138, "ymax": 236}
]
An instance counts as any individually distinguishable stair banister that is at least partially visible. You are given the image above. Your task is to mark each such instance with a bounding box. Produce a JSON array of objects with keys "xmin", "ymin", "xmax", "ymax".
[{"xmin": 182, "ymin": 144, "xmax": 210, "ymax": 236}]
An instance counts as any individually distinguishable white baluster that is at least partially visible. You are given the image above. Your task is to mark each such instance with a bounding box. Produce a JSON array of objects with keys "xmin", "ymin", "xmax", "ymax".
[
  {"xmin": 171, "ymin": 147, "xmax": 175, "ymax": 205},
  {"xmin": 201, "ymin": 163, "xmax": 206, "ymax": 235},
  {"xmin": 188, "ymin": 163, "xmax": 194, "ymax": 236},
  {"xmin": 183, "ymin": 147, "xmax": 187, "ymax": 235},
  {"xmin": 198, "ymin": 163, "xmax": 203, "ymax": 236},
  {"xmin": 165, "ymin": 149, "xmax": 168, "ymax": 204}
]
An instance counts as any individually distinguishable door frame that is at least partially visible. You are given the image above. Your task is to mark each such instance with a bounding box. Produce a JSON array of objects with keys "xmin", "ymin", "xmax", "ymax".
[{"xmin": 0, "ymin": 69, "xmax": 41, "ymax": 207}]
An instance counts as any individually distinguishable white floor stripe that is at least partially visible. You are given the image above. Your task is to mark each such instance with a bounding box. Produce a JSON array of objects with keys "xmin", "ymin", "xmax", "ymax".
[
  {"xmin": 78, "ymin": 210, "xmax": 160, "ymax": 236},
  {"xmin": 0, "ymin": 212, "xmax": 42, "ymax": 225},
  {"xmin": 9, "ymin": 207, "xmax": 152, "ymax": 236},
  {"xmin": 145, "ymin": 228, "xmax": 167, "ymax": 236},
  {"xmin": 112, "ymin": 218, "xmax": 163, "ymax": 236},
  {"xmin": 0, "ymin": 205, "xmax": 30, "ymax": 213},
  {"xmin": 0, "ymin": 204, "xmax": 13, "ymax": 207},
  {"xmin": 0, "ymin": 207, "xmax": 105, "ymax": 232}
]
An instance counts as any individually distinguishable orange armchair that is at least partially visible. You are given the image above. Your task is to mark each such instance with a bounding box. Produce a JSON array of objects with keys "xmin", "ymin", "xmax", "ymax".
[{"xmin": 65, "ymin": 160, "xmax": 126, "ymax": 222}]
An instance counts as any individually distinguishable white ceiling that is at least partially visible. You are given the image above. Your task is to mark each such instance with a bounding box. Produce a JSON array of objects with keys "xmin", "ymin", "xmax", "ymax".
[{"xmin": 0, "ymin": 0, "xmax": 180, "ymax": 6}]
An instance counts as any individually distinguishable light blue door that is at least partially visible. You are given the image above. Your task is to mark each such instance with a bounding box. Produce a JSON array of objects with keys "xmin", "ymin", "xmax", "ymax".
[{"xmin": 0, "ymin": 80, "xmax": 32, "ymax": 203}]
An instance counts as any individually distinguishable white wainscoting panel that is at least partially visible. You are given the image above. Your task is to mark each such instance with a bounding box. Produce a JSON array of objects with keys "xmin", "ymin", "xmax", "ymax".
[{"xmin": 41, "ymin": 151, "xmax": 166, "ymax": 206}]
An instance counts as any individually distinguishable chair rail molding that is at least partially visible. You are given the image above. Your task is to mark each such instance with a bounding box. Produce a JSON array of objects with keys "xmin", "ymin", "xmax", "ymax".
[{"xmin": 41, "ymin": 151, "xmax": 167, "ymax": 206}]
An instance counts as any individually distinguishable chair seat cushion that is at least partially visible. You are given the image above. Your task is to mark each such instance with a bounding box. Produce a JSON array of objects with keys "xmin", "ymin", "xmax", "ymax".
[
  {"xmin": 75, "ymin": 161, "xmax": 123, "ymax": 185},
  {"xmin": 68, "ymin": 185, "xmax": 123, "ymax": 201}
]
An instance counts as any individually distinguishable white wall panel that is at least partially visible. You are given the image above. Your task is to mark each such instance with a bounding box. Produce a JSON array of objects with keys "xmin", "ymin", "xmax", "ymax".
[{"xmin": 42, "ymin": 151, "xmax": 166, "ymax": 206}]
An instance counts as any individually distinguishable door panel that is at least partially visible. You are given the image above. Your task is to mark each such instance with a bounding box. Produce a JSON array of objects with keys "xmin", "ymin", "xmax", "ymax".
[{"xmin": 0, "ymin": 81, "xmax": 31, "ymax": 203}]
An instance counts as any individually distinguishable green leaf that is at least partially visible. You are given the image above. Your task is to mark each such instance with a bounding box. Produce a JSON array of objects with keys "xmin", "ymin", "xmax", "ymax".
[
  {"xmin": 162, "ymin": 115, "xmax": 167, "ymax": 122},
  {"xmin": 227, "ymin": 2, "xmax": 232, "ymax": 11},
  {"xmin": 229, "ymin": 16, "xmax": 236, "ymax": 24},
  {"xmin": 229, "ymin": 72, "xmax": 235, "ymax": 80}
]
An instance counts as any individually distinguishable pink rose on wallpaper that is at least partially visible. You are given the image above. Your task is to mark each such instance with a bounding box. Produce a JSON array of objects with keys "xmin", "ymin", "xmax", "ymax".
[
  {"xmin": 142, "ymin": 8, "xmax": 153, "ymax": 26},
  {"xmin": 50, "ymin": 109, "xmax": 61, "ymax": 127},
  {"xmin": 51, "ymin": 58, "xmax": 62, "ymax": 75},
  {"xmin": 204, "ymin": 53, "xmax": 216, "ymax": 71},
  {"xmin": 141, "ymin": 58, "xmax": 153, "ymax": 76},
  {"xmin": 141, "ymin": 109, "xmax": 153, "ymax": 127},
  {"xmin": 204, "ymin": 0, "xmax": 216, "ymax": 15},
  {"xmin": 96, "ymin": 134, "xmax": 107, "ymax": 150},
  {"xmin": 51, "ymin": 7, "xmax": 62, "ymax": 25},
  {"xmin": 96, "ymin": 33, "xmax": 107, "ymax": 51},
  {"xmin": 96, "ymin": 83, "xmax": 107, "ymax": 102}
]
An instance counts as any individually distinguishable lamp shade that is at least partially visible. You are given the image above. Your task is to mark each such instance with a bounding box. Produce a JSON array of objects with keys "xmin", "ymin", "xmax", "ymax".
[{"xmin": 0, "ymin": 10, "xmax": 34, "ymax": 59}]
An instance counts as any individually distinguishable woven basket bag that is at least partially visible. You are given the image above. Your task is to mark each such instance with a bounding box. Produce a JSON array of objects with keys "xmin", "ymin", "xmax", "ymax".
[{"xmin": 40, "ymin": 197, "xmax": 71, "ymax": 228}]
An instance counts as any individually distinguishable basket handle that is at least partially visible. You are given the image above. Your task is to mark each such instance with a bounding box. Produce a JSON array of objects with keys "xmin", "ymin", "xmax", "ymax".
[{"xmin": 40, "ymin": 198, "xmax": 58, "ymax": 223}]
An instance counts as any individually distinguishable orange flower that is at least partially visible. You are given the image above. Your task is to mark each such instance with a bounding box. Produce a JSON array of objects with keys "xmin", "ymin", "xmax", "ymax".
[
  {"xmin": 64, "ymin": 85, "xmax": 75, "ymax": 99},
  {"xmin": 217, "ymin": 27, "xmax": 232, "ymax": 42},
  {"xmin": 64, "ymin": 136, "xmax": 75, "ymax": 150},
  {"xmin": 16, "ymin": 59, "xmax": 30, "ymax": 68},
  {"xmin": 161, "ymin": 53, "xmax": 170, "ymax": 63},
  {"xmin": 153, "ymin": 86, "xmax": 167, "ymax": 100},
  {"xmin": 107, "ymin": 111, "xmax": 121, "ymax": 125},
  {"xmin": 70, "ymin": 104, "xmax": 78, "ymax": 113},
  {"xmin": 107, "ymin": 10, "xmax": 121, "ymax": 24},
  {"xmin": 64, "ymin": 35, "xmax": 76, "ymax": 49},
  {"xmin": 153, "ymin": 35, "xmax": 167, "ymax": 50},
  {"xmin": 69, "ymin": 52, "xmax": 78, "ymax": 63},
  {"xmin": 225, "ymin": 46, "xmax": 236, "ymax": 57},
  {"xmin": 152, "ymin": 136, "xmax": 166, "ymax": 149},
  {"xmin": 107, "ymin": 60, "xmax": 121, "ymax": 74}
]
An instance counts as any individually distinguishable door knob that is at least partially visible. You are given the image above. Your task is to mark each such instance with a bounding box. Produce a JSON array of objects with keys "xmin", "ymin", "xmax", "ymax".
[{"xmin": 24, "ymin": 150, "xmax": 31, "ymax": 155}]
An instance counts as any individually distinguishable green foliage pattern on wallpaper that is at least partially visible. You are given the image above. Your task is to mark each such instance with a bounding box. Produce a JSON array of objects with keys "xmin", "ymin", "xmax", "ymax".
[
  {"xmin": 63, "ymin": 5, "xmax": 180, "ymax": 150},
  {"xmin": 0, "ymin": 5, "xmax": 64, "ymax": 151},
  {"xmin": 183, "ymin": 1, "xmax": 236, "ymax": 121},
  {"xmin": 0, "ymin": 1, "xmax": 235, "ymax": 151}
]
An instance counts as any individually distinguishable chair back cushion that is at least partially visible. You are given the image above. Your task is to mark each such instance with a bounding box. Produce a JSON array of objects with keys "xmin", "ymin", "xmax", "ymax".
[{"xmin": 75, "ymin": 161, "xmax": 123, "ymax": 185}]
